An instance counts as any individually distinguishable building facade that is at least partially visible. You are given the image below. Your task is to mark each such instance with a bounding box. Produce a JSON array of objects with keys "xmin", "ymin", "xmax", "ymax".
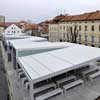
[
  {"xmin": 0, "ymin": 16, "xmax": 5, "ymax": 22},
  {"xmin": 49, "ymin": 11, "xmax": 100, "ymax": 47},
  {"xmin": 5, "ymin": 24, "xmax": 22, "ymax": 35},
  {"xmin": 21, "ymin": 23, "xmax": 40, "ymax": 36},
  {"xmin": 0, "ymin": 16, "xmax": 5, "ymax": 35}
]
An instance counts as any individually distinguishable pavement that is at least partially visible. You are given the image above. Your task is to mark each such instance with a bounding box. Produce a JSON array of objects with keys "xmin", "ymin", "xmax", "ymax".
[{"xmin": 0, "ymin": 41, "xmax": 9, "ymax": 100}]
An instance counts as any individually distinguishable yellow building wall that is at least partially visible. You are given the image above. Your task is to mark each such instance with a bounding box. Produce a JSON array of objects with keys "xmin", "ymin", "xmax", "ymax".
[{"xmin": 49, "ymin": 20, "xmax": 100, "ymax": 47}]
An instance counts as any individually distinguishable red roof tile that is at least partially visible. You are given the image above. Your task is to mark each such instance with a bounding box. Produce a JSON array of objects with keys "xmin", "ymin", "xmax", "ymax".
[
  {"xmin": 51, "ymin": 10, "xmax": 100, "ymax": 23},
  {"xmin": 0, "ymin": 22, "xmax": 5, "ymax": 27},
  {"xmin": 23, "ymin": 24, "xmax": 38, "ymax": 30}
]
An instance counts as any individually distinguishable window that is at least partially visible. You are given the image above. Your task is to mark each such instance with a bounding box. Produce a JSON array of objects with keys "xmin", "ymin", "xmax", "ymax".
[
  {"xmin": 85, "ymin": 25, "xmax": 88, "ymax": 31},
  {"xmin": 24, "ymin": 79, "xmax": 28, "ymax": 85},
  {"xmin": 66, "ymin": 26, "xmax": 68, "ymax": 31},
  {"xmin": 63, "ymin": 26, "xmax": 65, "ymax": 31},
  {"xmin": 91, "ymin": 35, "xmax": 95, "ymax": 43},
  {"xmin": 60, "ymin": 26, "xmax": 62, "ymax": 30},
  {"xmin": 91, "ymin": 25, "xmax": 94, "ymax": 31},
  {"xmin": 99, "ymin": 37, "xmax": 100, "ymax": 43},
  {"xmin": 8, "ymin": 53, "xmax": 11, "ymax": 62},
  {"xmin": 79, "ymin": 25, "xmax": 81, "ymax": 31},
  {"xmin": 17, "ymin": 63, "xmax": 21, "ymax": 69},
  {"xmin": 99, "ymin": 37, "xmax": 100, "ymax": 48},
  {"xmin": 13, "ymin": 48, "xmax": 17, "ymax": 69},
  {"xmin": 99, "ymin": 25, "xmax": 100, "ymax": 32},
  {"xmin": 70, "ymin": 26, "xmax": 72, "ymax": 31},
  {"xmin": 79, "ymin": 34, "xmax": 81, "ymax": 41},
  {"xmin": 85, "ymin": 35, "xmax": 88, "ymax": 42}
]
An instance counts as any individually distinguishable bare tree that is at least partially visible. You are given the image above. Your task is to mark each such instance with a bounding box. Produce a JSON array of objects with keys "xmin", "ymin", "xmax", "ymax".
[{"xmin": 66, "ymin": 24, "xmax": 79, "ymax": 43}]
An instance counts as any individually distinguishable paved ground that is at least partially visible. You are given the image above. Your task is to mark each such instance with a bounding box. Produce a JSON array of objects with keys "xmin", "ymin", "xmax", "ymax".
[{"xmin": 0, "ymin": 42, "xmax": 9, "ymax": 100}]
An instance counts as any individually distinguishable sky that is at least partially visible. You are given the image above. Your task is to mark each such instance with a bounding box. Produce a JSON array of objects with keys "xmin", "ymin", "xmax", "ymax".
[{"xmin": 0, "ymin": 0, "xmax": 100, "ymax": 23}]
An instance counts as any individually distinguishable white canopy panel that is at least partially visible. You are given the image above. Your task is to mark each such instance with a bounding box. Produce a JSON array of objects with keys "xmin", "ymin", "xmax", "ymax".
[
  {"xmin": 3, "ymin": 33, "xmax": 29, "ymax": 40},
  {"xmin": 18, "ymin": 54, "xmax": 73, "ymax": 83},
  {"xmin": 17, "ymin": 44, "xmax": 100, "ymax": 83},
  {"xmin": 3, "ymin": 35, "xmax": 47, "ymax": 42},
  {"xmin": 8, "ymin": 36, "xmax": 47, "ymax": 45},
  {"xmin": 9, "ymin": 38, "xmax": 81, "ymax": 51},
  {"xmin": 50, "ymin": 45, "xmax": 100, "ymax": 65},
  {"xmin": 9, "ymin": 41, "xmax": 68, "ymax": 51}
]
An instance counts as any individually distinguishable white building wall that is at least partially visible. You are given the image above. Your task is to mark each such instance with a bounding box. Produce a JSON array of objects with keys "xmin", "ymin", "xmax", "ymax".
[{"xmin": 5, "ymin": 24, "xmax": 22, "ymax": 35}]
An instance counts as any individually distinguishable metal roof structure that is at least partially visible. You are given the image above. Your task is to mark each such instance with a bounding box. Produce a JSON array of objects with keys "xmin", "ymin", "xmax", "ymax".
[
  {"xmin": 8, "ymin": 36, "xmax": 47, "ymax": 44},
  {"xmin": 4, "ymin": 35, "xmax": 47, "ymax": 41},
  {"xmin": 9, "ymin": 38, "xmax": 82, "ymax": 51},
  {"xmin": 9, "ymin": 39, "xmax": 68, "ymax": 57},
  {"xmin": 9, "ymin": 41, "xmax": 67, "ymax": 50},
  {"xmin": 17, "ymin": 45, "xmax": 100, "ymax": 83},
  {"xmin": 5, "ymin": 36, "xmax": 47, "ymax": 49}
]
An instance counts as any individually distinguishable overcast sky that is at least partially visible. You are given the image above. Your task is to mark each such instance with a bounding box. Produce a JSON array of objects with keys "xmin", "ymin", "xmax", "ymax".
[{"xmin": 0, "ymin": 0, "xmax": 100, "ymax": 23}]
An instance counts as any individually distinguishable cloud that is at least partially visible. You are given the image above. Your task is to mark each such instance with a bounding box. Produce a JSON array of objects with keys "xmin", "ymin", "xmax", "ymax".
[{"xmin": 0, "ymin": 0, "xmax": 100, "ymax": 22}]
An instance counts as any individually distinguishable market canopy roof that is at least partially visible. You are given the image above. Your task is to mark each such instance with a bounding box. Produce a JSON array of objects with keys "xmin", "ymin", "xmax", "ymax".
[
  {"xmin": 17, "ymin": 44, "xmax": 100, "ymax": 83},
  {"xmin": 4, "ymin": 35, "xmax": 47, "ymax": 41},
  {"xmin": 5, "ymin": 36, "xmax": 47, "ymax": 47},
  {"xmin": 9, "ymin": 41, "xmax": 68, "ymax": 50},
  {"xmin": 9, "ymin": 40, "xmax": 69, "ymax": 57}
]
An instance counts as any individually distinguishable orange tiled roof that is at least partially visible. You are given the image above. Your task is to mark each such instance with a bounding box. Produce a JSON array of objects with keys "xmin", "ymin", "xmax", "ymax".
[
  {"xmin": 61, "ymin": 16, "xmax": 73, "ymax": 22},
  {"xmin": 87, "ymin": 10, "xmax": 100, "ymax": 20},
  {"xmin": 51, "ymin": 14, "xmax": 66, "ymax": 23},
  {"xmin": 0, "ymin": 20, "xmax": 39, "ymax": 31},
  {"xmin": 51, "ymin": 10, "xmax": 100, "ymax": 23},
  {"xmin": 0, "ymin": 22, "xmax": 20, "ymax": 27},
  {"xmin": 0, "ymin": 22, "xmax": 5, "ymax": 27},
  {"xmin": 38, "ymin": 20, "xmax": 51, "ymax": 33},
  {"xmin": 5, "ymin": 22, "xmax": 20, "ymax": 27},
  {"xmin": 4, "ymin": 21, "xmax": 28, "ymax": 28},
  {"xmin": 42, "ymin": 26, "xmax": 48, "ymax": 33},
  {"xmin": 23, "ymin": 23, "xmax": 38, "ymax": 30},
  {"xmin": 3, "ymin": 21, "xmax": 37, "ymax": 30}
]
